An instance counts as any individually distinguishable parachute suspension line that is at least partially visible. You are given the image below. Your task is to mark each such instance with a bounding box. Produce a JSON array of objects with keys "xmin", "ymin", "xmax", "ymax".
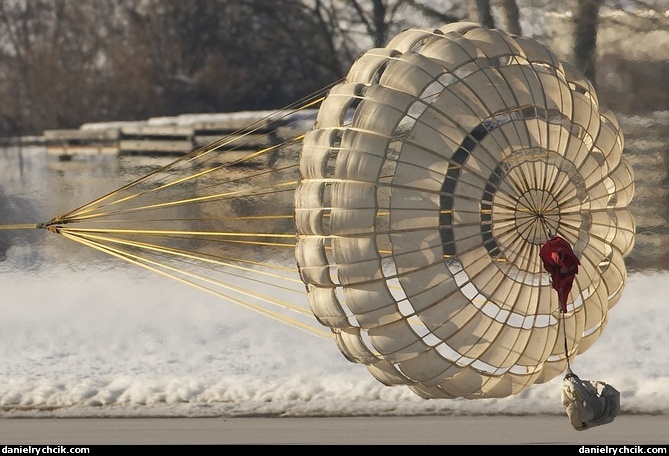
[
  {"xmin": 49, "ymin": 80, "xmax": 337, "ymax": 226},
  {"xmin": 52, "ymin": 141, "xmax": 302, "ymax": 225},
  {"xmin": 0, "ymin": 223, "xmax": 40, "ymax": 230},
  {"xmin": 60, "ymin": 166, "xmax": 300, "ymax": 225},
  {"xmin": 60, "ymin": 229, "xmax": 331, "ymax": 341},
  {"xmin": 561, "ymin": 309, "xmax": 573, "ymax": 374},
  {"xmin": 29, "ymin": 82, "xmax": 351, "ymax": 339},
  {"xmin": 59, "ymin": 230, "xmax": 301, "ymax": 282},
  {"xmin": 63, "ymin": 231, "xmax": 302, "ymax": 301}
]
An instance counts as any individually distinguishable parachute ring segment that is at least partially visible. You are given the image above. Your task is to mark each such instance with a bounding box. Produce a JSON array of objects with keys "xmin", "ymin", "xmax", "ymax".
[{"xmin": 294, "ymin": 23, "xmax": 635, "ymax": 400}]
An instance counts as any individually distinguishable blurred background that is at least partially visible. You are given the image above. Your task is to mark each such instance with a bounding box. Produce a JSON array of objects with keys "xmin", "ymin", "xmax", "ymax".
[
  {"xmin": 0, "ymin": 0, "xmax": 667, "ymax": 268},
  {"xmin": 0, "ymin": 0, "xmax": 667, "ymax": 417},
  {"xmin": 0, "ymin": 0, "xmax": 665, "ymax": 134}
]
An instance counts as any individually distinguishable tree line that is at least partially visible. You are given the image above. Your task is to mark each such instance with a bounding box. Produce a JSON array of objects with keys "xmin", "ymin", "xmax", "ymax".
[{"xmin": 0, "ymin": 0, "xmax": 660, "ymax": 137}]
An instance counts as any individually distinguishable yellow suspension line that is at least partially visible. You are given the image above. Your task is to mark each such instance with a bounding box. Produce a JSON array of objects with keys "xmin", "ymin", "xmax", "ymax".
[
  {"xmin": 44, "ymin": 214, "xmax": 296, "ymax": 226},
  {"xmin": 57, "ymin": 228, "xmax": 296, "ymax": 238},
  {"xmin": 62, "ymin": 130, "xmax": 303, "ymax": 220},
  {"xmin": 61, "ymin": 231, "xmax": 330, "ymax": 340},
  {"xmin": 69, "ymin": 230, "xmax": 304, "ymax": 286},
  {"xmin": 18, "ymin": 94, "xmax": 341, "ymax": 338},
  {"xmin": 62, "ymin": 178, "xmax": 299, "ymax": 222},
  {"xmin": 62, "ymin": 232, "xmax": 307, "ymax": 311},
  {"xmin": 0, "ymin": 224, "xmax": 39, "ymax": 230},
  {"xmin": 55, "ymin": 90, "xmax": 326, "ymax": 221}
]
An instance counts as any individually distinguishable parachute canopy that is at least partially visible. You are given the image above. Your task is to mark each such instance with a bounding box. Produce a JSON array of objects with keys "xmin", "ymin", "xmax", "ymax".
[
  {"xmin": 294, "ymin": 23, "xmax": 635, "ymax": 399},
  {"xmin": 33, "ymin": 22, "xmax": 635, "ymax": 402}
]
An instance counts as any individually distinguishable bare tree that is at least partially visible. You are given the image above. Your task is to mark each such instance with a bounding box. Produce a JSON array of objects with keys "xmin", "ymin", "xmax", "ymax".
[
  {"xmin": 354, "ymin": 0, "xmax": 389, "ymax": 47},
  {"xmin": 0, "ymin": 0, "xmax": 533, "ymax": 136},
  {"xmin": 573, "ymin": 0, "xmax": 602, "ymax": 85},
  {"xmin": 0, "ymin": 0, "xmax": 353, "ymax": 134},
  {"xmin": 501, "ymin": 0, "xmax": 522, "ymax": 35},
  {"xmin": 0, "ymin": 0, "xmax": 121, "ymax": 134},
  {"xmin": 344, "ymin": 0, "xmax": 403, "ymax": 47},
  {"xmin": 468, "ymin": 0, "xmax": 496, "ymax": 29},
  {"xmin": 325, "ymin": 0, "xmax": 463, "ymax": 51},
  {"xmin": 210, "ymin": 0, "xmax": 346, "ymax": 110},
  {"xmin": 403, "ymin": 0, "xmax": 461, "ymax": 25}
]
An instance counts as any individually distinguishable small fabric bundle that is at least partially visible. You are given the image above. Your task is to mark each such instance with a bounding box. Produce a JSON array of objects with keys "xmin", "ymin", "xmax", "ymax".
[{"xmin": 562, "ymin": 372, "xmax": 621, "ymax": 431}]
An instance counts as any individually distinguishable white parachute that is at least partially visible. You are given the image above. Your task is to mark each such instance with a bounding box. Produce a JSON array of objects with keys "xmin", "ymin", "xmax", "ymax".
[
  {"xmin": 32, "ymin": 22, "xmax": 635, "ymax": 402},
  {"xmin": 294, "ymin": 23, "xmax": 635, "ymax": 399}
]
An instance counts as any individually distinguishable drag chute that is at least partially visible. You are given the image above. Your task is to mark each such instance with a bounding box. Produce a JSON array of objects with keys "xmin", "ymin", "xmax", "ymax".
[
  {"xmin": 10, "ymin": 22, "xmax": 635, "ymax": 403},
  {"xmin": 294, "ymin": 22, "xmax": 635, "ymax": 399}
]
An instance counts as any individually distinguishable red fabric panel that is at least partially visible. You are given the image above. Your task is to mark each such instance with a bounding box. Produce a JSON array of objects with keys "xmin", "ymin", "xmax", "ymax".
[{"xmin": 540, "ymin": 236, "xmax": 580, "ymax": 312}]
